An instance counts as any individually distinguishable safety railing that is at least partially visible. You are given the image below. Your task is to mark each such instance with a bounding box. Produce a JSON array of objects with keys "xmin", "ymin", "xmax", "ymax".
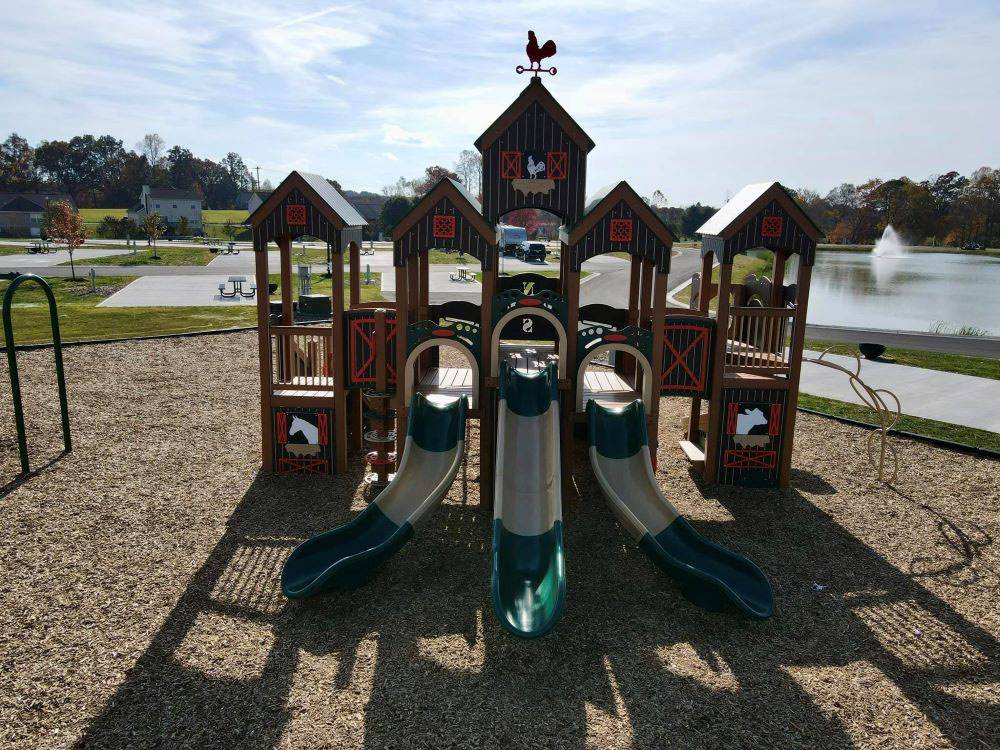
[
  {"xmin": 725, "ymin": 306, "xmax": 796, "ymax": 374},
  {"xmin": 270, "ymin": 325, "xmax": 334, "ymax": 390}
]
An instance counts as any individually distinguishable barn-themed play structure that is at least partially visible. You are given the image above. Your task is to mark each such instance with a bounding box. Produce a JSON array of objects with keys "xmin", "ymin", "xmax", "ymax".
[{"xmin": 252, "ymin": 44, "xmax": 820, "ymax": 636}]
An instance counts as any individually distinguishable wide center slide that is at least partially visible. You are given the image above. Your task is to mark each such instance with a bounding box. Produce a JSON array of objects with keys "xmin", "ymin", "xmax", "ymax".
[
  {"xmin": 587, "ymin": 399, "xmax": 774, "ymax": 619},
  {"xmin": 282, "ymin": 393, "xmax": 466, "ymax": 598},
  {"xmin": 491, "ymin": 361, "xmax": 566, "ymax": 638}
]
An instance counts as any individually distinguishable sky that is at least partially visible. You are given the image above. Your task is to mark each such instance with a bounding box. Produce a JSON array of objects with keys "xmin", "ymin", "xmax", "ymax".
[{"xmin": 1, "ymin": 0, "xmax": 998, "ymax": 206}]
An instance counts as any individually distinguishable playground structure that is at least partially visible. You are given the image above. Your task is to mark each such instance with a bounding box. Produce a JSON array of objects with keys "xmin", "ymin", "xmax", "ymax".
[
  {"xmin": 251, "ymin": 70, "xmax": 820, "ymax": 634},
  {"xmin": 2, "ymin": 272, "xmax": 71, "ymax": 476}
]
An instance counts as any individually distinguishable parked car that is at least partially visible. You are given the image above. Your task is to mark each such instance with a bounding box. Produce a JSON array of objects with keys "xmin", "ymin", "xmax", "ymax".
[
  {"xmin": 517, "ymin": 241, "xmax": 547, "ymax": 262},
  {"xmin": 962, "ymin": 241, "xmax": 985, "ymax": 251}
]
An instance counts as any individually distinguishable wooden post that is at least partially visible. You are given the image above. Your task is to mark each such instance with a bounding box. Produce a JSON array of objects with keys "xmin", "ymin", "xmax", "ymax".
[
  {"xmin": 688, "ymin": 252, "xmax": 714, "ymax": 441},
  {"xmin": 779, "ymin": 262, "xmax": 812, "ymax": 488},
  {"xmin": 278, "ymin": 236, "xmax": 293, "ymax": 325},
  {"xmin": 349, "ymin": 240, "xmax": 360, "ymax": 308},
  {"xmin": 394, "ymin": 262, "xmax": 409, "ymax": 465},
  {"xmin": 254, "ymin": 236, "xmax": 273, "ymax": 471},
  {"xmin": 638, "ymin": 258, "xmax": 653, "ymax": 326},
  {"xmin": 649, "ymin": 268, "xmax": 667, "ymax": 460},
  {"xmin": 703, "ymin": 261, "xmax": 733, "ymax": 483},
  {"xmin": 330, "ymin": 246, "xmax": 348, "ymax": 473},
  {"xmin": 479, "ymin": 264, "xmax": 496, "ymax": 509}
]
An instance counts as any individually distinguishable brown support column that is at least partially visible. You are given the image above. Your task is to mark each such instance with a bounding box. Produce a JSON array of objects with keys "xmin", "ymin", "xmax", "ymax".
[
  {"xmin": 779, "ymin": 262, "xmax": 812, "ymax": 488},
  {"xmin": 394, "ymin": 262, "xmax": 409, "ymax": 466},
  {"xmin": 479, "ymin": 264, "xmax": 496, "ymax": 509},
  {"xmin": 638, "ymin": 258, "xmax": 653, "ymax": 326},
  {"xmin": 703, "ymin": 261, "xmax": 733, "ymax": 483},
  {"xmin": 649, "ymin": 269, "xmax": 667, "ymax": 463},
  {"xmin": 330, "ymin": 247, "xmax": 348, "ymax": 473},
  {"xmin": 688, "ymin": 252, "xmax": 715, "ymax": 441},
  {"xmin": 278, "ymin": 236, "xmax": 293, "ymax": 325},
  {"xmin": 254, "ymin": 236, "xmax": 274, "ymax": 471},
  {"xmin": 349, "ymin": 241, "xmax": 360, "ymax": 308}
]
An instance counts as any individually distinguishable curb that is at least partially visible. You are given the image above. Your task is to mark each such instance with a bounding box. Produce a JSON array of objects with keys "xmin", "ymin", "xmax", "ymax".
[{"xmin": 796, "ymin": 407, "xmax": 999, "ymax": 460}]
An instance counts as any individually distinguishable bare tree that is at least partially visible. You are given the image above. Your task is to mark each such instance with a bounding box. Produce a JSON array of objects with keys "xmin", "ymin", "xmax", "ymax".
[
  {"xmin": 144, "ymin": 212, "xmax": 165, "ymax": 259},
  {"xmin": 136, "ymin": 133, "xmax": 166, "ymax": 168},
  {"xmin": 454, "ymin": 149, "xmax": 483, "ymax": 194}
]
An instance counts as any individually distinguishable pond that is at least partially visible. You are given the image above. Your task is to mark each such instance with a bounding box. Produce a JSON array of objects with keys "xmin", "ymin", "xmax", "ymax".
[{"xmin": 797, "ymin": 251, "xmax": 1000, "ymax": 334}]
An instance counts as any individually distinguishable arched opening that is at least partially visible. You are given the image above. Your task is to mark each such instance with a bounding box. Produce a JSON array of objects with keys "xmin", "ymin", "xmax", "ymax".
[
  {"xmin": 405, "ymin": 338, "xmax": 480, "ymax": 408},
  {"xmin": 497, "ymin": 207, "xmax": 563, "ymax": 273},
  {"xmin": 576, "ymin": 343, "xmax": 652, "ymax": 411},
  {"xmin": 490, "ymin": 307, "xmax": 567, "ymax": 378}
]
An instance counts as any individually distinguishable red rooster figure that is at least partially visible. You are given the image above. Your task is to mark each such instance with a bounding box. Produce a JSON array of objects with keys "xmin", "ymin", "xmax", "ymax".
[{"xmin": 520, "ymin": 31, "xmax": 557, "ymax": 76}]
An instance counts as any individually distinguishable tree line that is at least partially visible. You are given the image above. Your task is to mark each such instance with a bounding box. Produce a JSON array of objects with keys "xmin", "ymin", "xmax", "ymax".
[
  {"xmin": 0, "ymin": 132, "xmax": 264, "ymax": 210},
  {"xmin": 3, "ymin": 129, "xmax": 996, "ymax": 247}
]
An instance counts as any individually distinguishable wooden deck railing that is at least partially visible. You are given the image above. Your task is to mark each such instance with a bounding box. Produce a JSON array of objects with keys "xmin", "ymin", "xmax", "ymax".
[
  {"xmin": 270, "ymin": 325, "xmax": 335, "ymax": 390},
  {"xmin": 725, "ymin": 306, "xmax": 796, "ymax": 374}
]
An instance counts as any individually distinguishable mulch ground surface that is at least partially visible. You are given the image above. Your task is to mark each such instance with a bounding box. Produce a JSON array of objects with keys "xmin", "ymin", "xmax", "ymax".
[{"xmin": 0, "ymin": 333, "xmax": 996, "ymax": 749}]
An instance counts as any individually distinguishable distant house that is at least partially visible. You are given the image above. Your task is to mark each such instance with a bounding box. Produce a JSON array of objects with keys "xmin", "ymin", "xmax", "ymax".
[
  {"xmin": 0, "ymin": 192, "xmax": 75, "ymax": 237},
  {"xmin": 239, "ymin": 190, "xmax": 271, "ymax": 214},
  {"xmin": 127, "ymin": 185, "xmax": 203, "ymax": 230}
]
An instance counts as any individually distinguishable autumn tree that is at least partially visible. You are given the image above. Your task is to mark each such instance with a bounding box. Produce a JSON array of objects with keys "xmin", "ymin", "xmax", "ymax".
[
  {"xmin": 144, "ymin": 212, "xmax": 165, "ymax": 259},
  {"xmin": 413, "ymin": 165, "xmax": 460, "ymax": 196},
  {"xmin": 46, "ymin": 201, "xmax": 87, "ymax": 279}
]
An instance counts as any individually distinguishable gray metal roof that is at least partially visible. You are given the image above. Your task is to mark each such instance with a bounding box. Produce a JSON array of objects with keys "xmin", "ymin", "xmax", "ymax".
[
  {"xmin": 446, "ymin": 177, "xmax": 483, "ymax": 213},
  {"xmin": 147, "ymin": 187, "xmax": 203, "ymax": 202},
  {"xmin": 696, "ymin": 183, "xmax": 774, "ymax": 236},
  {"xmin": 297, "ymin": 171, "xmax": 367, "ymax": 227},
  {"xmin": 0, "ymin": 192, "xmax": 74, "ymax": 210}
]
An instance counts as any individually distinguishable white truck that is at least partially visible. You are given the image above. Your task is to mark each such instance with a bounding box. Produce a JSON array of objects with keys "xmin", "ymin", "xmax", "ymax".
[{"xmin": 497, "ymin": 224, "xmax": 528, "ymax": 256}]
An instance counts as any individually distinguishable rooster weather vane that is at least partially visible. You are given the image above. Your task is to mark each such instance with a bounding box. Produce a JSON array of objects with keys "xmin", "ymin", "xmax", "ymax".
[{"xmin": 517, "ymin": 30, "xmax": 557, "ymax": 77}]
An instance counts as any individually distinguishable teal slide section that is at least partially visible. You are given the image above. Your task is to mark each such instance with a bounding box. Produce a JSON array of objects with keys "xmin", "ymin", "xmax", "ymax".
[
  {"xmin": 491, "ymin": 362, "xmax": 566, "ymax": 638},
  {"xmin": 282, "ymin": 393, "xmax": 466, "ymax": 598},
  {"xmin": 587, "ymin": 399, "xmax": 773, "ymax": 619}
]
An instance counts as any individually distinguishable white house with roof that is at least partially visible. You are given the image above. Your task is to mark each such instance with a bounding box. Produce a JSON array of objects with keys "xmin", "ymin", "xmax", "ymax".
[{"xmin": 127, "ymin": 186, "xmax": 203, "ymax": 230}]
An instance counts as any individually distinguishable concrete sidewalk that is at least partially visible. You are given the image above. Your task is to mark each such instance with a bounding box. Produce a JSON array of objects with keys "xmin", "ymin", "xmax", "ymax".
[{"xmin": 800, "ymin": 351, "xmax": 1000, "ymax": 432}]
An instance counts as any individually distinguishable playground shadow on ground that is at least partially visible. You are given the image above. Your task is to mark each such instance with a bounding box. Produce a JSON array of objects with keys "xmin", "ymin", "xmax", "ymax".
[{"xmin": 76, "ymin": 453, "xmax": 998, "ymax": 749}]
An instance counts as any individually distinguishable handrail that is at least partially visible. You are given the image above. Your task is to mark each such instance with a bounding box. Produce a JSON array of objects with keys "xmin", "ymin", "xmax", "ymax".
[{"xmin": 2, "ymin": 272, "xmax": 72, "ymax": 474}]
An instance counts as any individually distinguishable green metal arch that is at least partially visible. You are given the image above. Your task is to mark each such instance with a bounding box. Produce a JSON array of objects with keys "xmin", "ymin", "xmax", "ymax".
[{"xmin": 2, "ymin": 272, "xmax": 71, "ymax": 474}]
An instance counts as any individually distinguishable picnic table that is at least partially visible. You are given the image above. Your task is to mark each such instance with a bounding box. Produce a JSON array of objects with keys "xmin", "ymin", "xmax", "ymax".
[
  {"xmin": 449, "ymin": 266, "xmax": 473, "ymax": 282},
  {"xmin": 27, "ymin": 240, "xmax": 54, "ymax": 254},
  {"xmin": 218, "ymin": 275, "xmax": 256, "ymax": 299}
]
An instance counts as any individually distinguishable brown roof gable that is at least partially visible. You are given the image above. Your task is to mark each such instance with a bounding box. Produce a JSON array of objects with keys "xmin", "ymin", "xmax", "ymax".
[
  {"xmin": 392, "ymin": 178, "xmax": 495, "ymax": 243},
  {"xmin": 248, "ymin": 170, "xmax": 366, "ymax": 230},
  {"xmin": 565, "ymin": 181, "xmax": 676, "ymax": 247},
  {"xmin": 697, "ymin": 181, "xmax": 821, "ymax": 241},
  {"xmin": 474, "ymin": 77, "xmax": 595, "ymax": 154}
]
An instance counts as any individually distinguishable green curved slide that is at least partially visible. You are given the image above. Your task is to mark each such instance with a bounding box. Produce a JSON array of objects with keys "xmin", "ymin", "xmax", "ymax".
[
  {"xmin": 587, "ymin": 399, "xmax": 774, "ymax": 619},
  {"xmin": 282, "ymin": 393, "xmax": 466, "ymax": 598},
  {"xmin": 491, "ymin": 362, "xmax": 566, "ymax": 638}
]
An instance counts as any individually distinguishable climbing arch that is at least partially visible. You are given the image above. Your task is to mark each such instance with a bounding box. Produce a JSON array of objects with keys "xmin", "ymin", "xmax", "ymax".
[
  {"xmin": 490, "ymin": 307, "xmax": 568, "ymax": 378},
  {"xmin": 576, "ymin": 342, "xmax": 653, "ymax": 412},
  {"xmin": 404, "ymin": 338, "xmax": 480, "ymax": 409}
]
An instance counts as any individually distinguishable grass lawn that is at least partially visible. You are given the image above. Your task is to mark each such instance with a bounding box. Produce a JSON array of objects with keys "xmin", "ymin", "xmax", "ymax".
[
  {"xmin": 804, "ymin": 339, "xmax": 999, "ymax": 381},
  {"xmin": 58, "ymin": 246, "xmax": 216, "ymax": 267},
  {"xmin": 203, "ymin": 209, "xmax": 249, "ymax": 224},
  {"xmin": 1, "ymin": 273, "xmax": 383, "ymax": 345},
  {"xmin": 798, "ymin": 392, "xmax": 1000, "ymax": 452},
  {"xmin": 267, "ymin": 273, "xmax": 384, "ymax": 304},
  {"xmin": 0, "ymin": 244, "xmax": 31, "ymax": 256},
  {"xmin": 78, "ymin": 208, "xmax": 126, "ymax": 222},
  {"xmin": 673, "ymin": 253, "xmax": 772, "ymax": 307}
]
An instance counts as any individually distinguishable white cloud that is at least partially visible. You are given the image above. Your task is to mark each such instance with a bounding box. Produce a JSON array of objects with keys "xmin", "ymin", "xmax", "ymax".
[{"xmin": 0, "ymin": 0, "xmax": 996, "ymax": 203}]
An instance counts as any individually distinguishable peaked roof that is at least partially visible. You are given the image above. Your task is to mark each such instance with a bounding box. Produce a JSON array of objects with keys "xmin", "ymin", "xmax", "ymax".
[
  {"xmin": 565, "ymin": 181, "xmax": 677, "ymax": 246},
  {"xmin": 474, "ymin": 77, "xmax": 595, "ymax": 154},
  {"xmin": 697, "ymin": 181, "xmax": 821, "ymax": 240},
  {"xmin": 247, "ymin": 170, "xmax": 367, "ymax": 228},
  {"xmin": 147, "ymin": 187, "xmax": 203, "ymax": 202},
  {"xmin": 392, "ymin": 178, "xmax": 493, "ymax": 242},
  {"xmin": 0, "ymin": 192, "xmax": 73, "ymax": 210}
]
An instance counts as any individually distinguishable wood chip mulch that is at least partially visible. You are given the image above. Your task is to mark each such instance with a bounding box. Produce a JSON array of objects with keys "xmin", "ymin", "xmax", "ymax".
[{"xmin": 0, "ymin": 333, "xmax": 996, "ymax": 750}]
